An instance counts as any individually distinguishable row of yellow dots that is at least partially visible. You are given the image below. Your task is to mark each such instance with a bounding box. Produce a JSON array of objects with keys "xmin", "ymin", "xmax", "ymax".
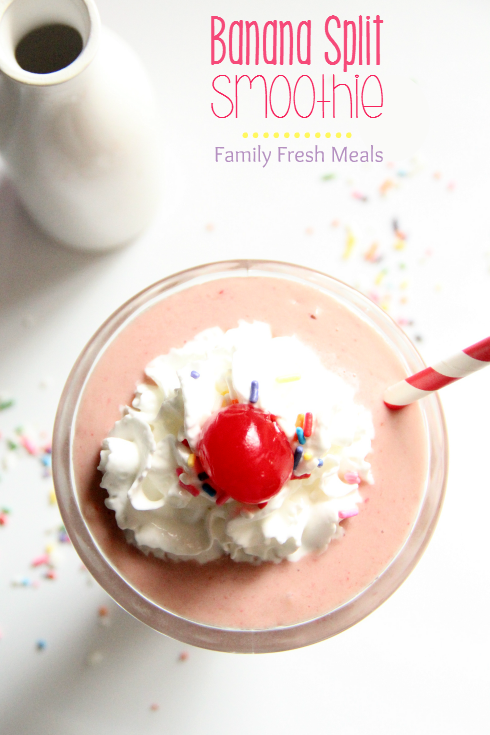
[{"xmin": 243, "ymin": 132, "xmax": 352, "ymax": 139}]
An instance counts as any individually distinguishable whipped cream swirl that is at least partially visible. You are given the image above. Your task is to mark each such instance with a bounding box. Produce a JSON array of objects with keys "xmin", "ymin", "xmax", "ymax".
[{"xmin": 99, "ymin": 322, "xmax": 374, "ymax": 564}]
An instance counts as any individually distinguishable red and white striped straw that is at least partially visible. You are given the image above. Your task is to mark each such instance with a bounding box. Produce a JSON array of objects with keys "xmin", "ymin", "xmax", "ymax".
[{"xmin": 384, "ymin": 336, "xmax": 490, "ymax": 409}]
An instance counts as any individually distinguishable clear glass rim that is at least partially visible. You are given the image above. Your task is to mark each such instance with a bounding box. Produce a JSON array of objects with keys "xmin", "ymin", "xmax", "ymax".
[{"xmin": 52, "ymin": 259, "xmax": 448, "ymax": 653}]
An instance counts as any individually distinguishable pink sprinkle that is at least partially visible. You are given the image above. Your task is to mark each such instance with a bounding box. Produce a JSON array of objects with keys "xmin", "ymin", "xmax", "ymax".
[
  {"xmin": 150, "ymin": 703, "xmax": 160, "ymax": 711},
  {"xmin": 0, "ymin": 513, "xmax": 8, "ymax": 526},
  {"xmin": 216, "ymin": 494, "xmax": 230, "ymax": 506},
  {"xmin": 45, "ymin": 570, "xmax": 57, "ymax": 580},
  {"xmin": 20, "ymin": 436, "xmax": 38, "ymax": 455},
  {"xmin": 339, "ymin": 508, "xmax": 359, "ymax": 520},
  {"xmin": 176, "ymin": 469, "xmax": 200, "ymax": 497},
  {"xmin": 344, "ymin": 471, "xmax": 361, "ymax": 484},
  {"xmin": 303, "ymin": 412, "xmax": 313, "ymax": 437},
  {"xmin": 178, "ymin": 651, "xmax": 189, "ymax": 662},
  {"xmin": 31, "ymin": 554, "xmax": 50, "ymax": 567}
]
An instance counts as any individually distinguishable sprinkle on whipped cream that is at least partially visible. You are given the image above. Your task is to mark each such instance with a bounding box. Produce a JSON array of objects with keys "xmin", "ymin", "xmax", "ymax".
[{"xmin": 99, "ymin": 321, "xmax": 374, "ymax": 564}]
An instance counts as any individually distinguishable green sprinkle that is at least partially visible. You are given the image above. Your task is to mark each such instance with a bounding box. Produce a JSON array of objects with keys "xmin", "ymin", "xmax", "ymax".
[
  {"xmin": 7, "ymin": 440, "xmax": 18, "ymax": 451},
  {"xmin": 0, "ymin": 399, "xmax": 14, "ymax": 411},
  {"xmin": 321, "ymin": 173, "xmax": 336, "ymax": 181}
]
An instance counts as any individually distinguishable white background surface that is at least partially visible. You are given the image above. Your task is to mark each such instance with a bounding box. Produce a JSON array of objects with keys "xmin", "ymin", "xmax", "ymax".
[{"xmin": 1, "ymin": 0, "xmax": 490, "ymax": 733}]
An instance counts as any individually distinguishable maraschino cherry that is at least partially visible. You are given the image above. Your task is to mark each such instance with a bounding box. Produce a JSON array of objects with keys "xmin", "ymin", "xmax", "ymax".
[{"xmin": 198, "ymin": 403, "xmax": 293, "ymax": 505}]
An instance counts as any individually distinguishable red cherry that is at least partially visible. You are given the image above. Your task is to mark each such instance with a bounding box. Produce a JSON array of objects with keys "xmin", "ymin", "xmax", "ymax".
[{"xmin": 198, "ymin": 403, "xmax": 293, "ymax": 505}]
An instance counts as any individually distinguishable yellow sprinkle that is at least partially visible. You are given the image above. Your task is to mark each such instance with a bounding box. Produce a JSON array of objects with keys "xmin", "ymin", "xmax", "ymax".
[
  {"xmin": 303, "ymin": 451, "xmax": 313, "ymax": 461},
  {"xmin": 343, "ymin": 228, "xmax": 356, "ymax": 259},
  {"xmin": 218, "ymin": 388, "xmax": 229, "ymax": 396},
  {"xmin": 295, "ymin": 414, "xmax": 305, "ymax": 428},
  {"xmin": 394, "ymin": 239, "xmax": 405, "ymax": 251},
  {"xmin": 375, "ymin": 271, "xmax": 385, "ymax": 286},
  {"xmin": 45, "ymin": 543, "xmax": 55, "ymax": 554},
  {"xmin": 49, "ymin": 487, "xmax": 57, "ymax": 505},
  {"xmin": 187, "ymin": 454, "xmax": 195, "ymax": 468},
  {"xmin": 276, "ymin": 375, "xmax": 301, "ymax": 384}
]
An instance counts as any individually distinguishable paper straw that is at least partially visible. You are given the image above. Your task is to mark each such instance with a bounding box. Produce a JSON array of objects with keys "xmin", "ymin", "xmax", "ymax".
[{"xmin": 384, "ymin": 336, "xmax": 490, "ymax": 409}]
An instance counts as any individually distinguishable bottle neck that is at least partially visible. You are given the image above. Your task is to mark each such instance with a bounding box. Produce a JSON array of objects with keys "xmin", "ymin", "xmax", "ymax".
[{"xmin": 0, "ymin": 0, "xmax": 100, "ymax": 88}]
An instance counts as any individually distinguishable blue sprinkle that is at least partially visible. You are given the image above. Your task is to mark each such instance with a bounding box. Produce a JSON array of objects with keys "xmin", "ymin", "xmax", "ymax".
[
  {"xmin": 249, "ymin": 380, "xmax": 259, "ymax": 404},
  {"xmin": 36, "ymin": 639, "xmax": 47, "ymax": 651},
  {"xmin": 293, "ymin": 446, "xmax": 303, "ymax": 471},
  {"xmin": 202, "ymin": 483, "xmax": 216, "ymax": 497},
  {"xmin": 317, "ymin": 458, "xmax": 324, "ymax": 467},
  {"xmin": 41, "ymin": 454, "xmax": 52, "ymax": 467},
  {"xmin": 296, "ymin": 427, "xmax": 306, "ymax": 445},
  {"xmin": 190, "ymin": 371, "xmax": 200, "ymax": 379}
]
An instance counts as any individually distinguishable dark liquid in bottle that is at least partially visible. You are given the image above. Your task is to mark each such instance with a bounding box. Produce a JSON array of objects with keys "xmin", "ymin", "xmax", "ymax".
[{"xmin": 15, "ymin": 23, "xmax": 83, "ymax": 74}]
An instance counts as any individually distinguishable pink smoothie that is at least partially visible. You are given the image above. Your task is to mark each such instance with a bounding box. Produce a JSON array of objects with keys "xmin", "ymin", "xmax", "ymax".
[{"xmin": 73, "ymin": 276, "xmax": 428, "ymax": 630}]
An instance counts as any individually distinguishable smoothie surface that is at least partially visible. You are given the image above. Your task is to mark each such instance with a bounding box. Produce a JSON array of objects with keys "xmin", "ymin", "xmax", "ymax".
[{"xmin": 73, "ymin": 276, "xmax": 428, "ymax": 630}]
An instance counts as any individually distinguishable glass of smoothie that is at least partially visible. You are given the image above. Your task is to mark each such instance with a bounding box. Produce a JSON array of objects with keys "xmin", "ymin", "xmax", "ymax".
[{"xmin": 52, "ymin": 260, "xmax": 447, "ymax": 653}]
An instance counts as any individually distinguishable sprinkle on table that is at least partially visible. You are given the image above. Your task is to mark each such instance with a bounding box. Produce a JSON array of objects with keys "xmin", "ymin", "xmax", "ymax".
[
  {"xmin": 36, "ymin": 639, "xmax": 47, "ymax": 651},
  {"xmin": 178, "ymin": 650, "xmax": 189, "ymax": 662},
  {"xmin": 31, "ymin": 553, "xmax": 50, "ymax": 567},
  {"xmin": 20, "ymin": 435, "xmax": 37, "ymax": 455},
  {"xmin": 190, "ymin": 371, "xmax": 200, "ymax": 379}
]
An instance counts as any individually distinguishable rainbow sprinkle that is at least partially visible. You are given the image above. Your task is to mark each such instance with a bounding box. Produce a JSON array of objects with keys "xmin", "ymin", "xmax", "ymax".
[
  {"xmin": 296, "ymin": 427, "xmax": 306, "ymax": 445},
  {"xmin": 202, "ymin": 483, "xmax": 217, "ymax": 497},
  {"xmin": 275, "ymin": 374, "xmax": 301, "ymax": 384},
  {"xmin": 344, "ymin": 471, "xmax": 361, "ymax": 485},
  {"xmin": 303, "ymin": 412, "xmax": 313, "ymax": 437},
  {"xmin": 249, "ymin": 380, "xmax": 259, "ymax": 403},
  {"xmin": 293, "ymin": 446, "xmax": 303, "ymax": 470},
  {"xmin": 190, "ymin": 371, "xmax": 200, "ymax": 379},
  {"xmin": 339, "ymin": 508, "xmax": 359, "ymax": 519}
]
